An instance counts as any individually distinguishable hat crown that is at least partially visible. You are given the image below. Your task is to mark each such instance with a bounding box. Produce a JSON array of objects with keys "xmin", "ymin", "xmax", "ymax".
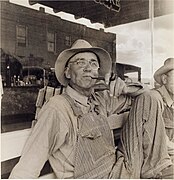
[
  {"xmin": 70, "ymin": 39, "xmax": 92, "ymax": 49},
  {"xmin": 164, "ymin": 58, "xmax": 174, "ymax": 66},
  {"xmin": 154, "ymin": 57, "xmax": 174, "ymax": 85}
]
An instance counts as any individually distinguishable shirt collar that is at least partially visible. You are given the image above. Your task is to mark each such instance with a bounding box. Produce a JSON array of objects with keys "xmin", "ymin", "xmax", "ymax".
[
  {"xmin": 65, "ymin": 85, "xmax": 88, "ymax": 106},
  {"xmin": 158, "ymin": 85, "xmax": 174, "ymax": 107}
]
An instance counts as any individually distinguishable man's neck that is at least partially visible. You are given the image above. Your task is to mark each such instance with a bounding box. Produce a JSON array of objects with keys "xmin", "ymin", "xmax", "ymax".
[
  {"xmin": 159, "ymin": 85, "xmax": 174, "ymax": 106},
  {"xmin": 164, "ymin": 85, "xmax": 174, "ymax": 101},
  {"xmin": 69, "ymin": 83, "xmax": 93, "ymax": 97}
]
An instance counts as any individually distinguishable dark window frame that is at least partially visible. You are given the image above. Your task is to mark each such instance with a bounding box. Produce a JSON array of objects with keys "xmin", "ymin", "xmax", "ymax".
[
  {"xmin": 16, "ymin": 25, "xmax": 28, "ymax": 47},
  {"xmin": 47, "ymin": 32, "xmax": 56, "ymax": 52}
]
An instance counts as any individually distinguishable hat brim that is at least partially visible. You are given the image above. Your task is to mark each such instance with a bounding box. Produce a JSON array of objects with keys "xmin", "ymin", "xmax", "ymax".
[
  {"xmin": 55, "ymin": 47, "xmax": 112, "ymax": 86},
  {"xmin": 154, "ymin": 64, "xmax": 173, "ymax": 85}
]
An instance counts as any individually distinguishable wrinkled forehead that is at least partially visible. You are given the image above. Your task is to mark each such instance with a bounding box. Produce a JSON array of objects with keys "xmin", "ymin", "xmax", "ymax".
[{"xmin": 68, "ymin": 51, "xmax": 99, "ymax": 62}]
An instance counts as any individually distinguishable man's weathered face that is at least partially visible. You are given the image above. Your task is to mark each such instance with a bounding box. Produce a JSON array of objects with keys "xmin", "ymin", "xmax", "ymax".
[
  {"xmin": 65, "ymin": 52, "xmax": 99, "ymax": 89},
  {"xmin": 162, "ymin": 69, "xmax": 174, "ymax": 96}
]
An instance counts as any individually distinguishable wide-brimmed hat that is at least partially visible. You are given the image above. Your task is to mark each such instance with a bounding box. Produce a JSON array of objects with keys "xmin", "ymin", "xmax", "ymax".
[
  {"xmin": 154, "ymin": 58, "xmax": 174, "ymax": 85},
  {"xmin": 55, "ymin": 39, "xmax": 112, "ymax": 86}
]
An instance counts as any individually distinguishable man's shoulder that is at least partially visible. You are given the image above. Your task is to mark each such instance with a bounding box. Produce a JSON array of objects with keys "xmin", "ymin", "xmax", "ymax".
[
  {"xmin": 45, "ymin": 94, "xmax": 71, "ymax": 109},
  {"xmin": 149, "ymin": 89, "xmax": 162, "ymax": 99},
  {"xmin": 137, "ymin": 89, "xmax": 163, "ymax": 104}
]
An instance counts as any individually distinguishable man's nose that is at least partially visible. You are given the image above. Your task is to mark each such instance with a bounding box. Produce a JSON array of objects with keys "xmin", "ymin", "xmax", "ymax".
[{"xmin": 83, "ymin": 62, "xmax": 92, "ymax": 71}]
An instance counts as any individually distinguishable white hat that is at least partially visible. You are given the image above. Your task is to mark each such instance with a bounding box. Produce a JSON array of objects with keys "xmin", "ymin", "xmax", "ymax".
[
  {"xmin": 55, "ymin": 39, "xmax": 112, "ymax": 86},
  {"xmin": 154, "ymin": 58, "xmax": 174, "ymax": 85}
]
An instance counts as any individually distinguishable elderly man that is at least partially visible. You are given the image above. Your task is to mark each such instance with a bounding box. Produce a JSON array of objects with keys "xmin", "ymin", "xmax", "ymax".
[
  {"xmin": 9, "ymin": 40, "xmax": 172, "ymax": 179},
  {"xmin": 153, "ymin": 58, "xmax": 174, "ymax": 170},
  {"xmin": 154, "ymin": 58, "xmax": 174, "ymax": 150},
  {"xmin": 154, "ymin": 58, "xmax": 174, "ymax": 155}
]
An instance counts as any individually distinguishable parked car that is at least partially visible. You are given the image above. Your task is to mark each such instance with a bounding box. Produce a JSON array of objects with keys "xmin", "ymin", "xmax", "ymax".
[{"xmin": 22, "ymin": 66, "xmax": 46, "ymax": 87}]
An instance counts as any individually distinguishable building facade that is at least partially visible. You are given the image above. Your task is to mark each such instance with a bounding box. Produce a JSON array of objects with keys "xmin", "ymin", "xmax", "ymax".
[{"xmin": 1, "ymin": 1, "xmax": 116, "ymax": 71}]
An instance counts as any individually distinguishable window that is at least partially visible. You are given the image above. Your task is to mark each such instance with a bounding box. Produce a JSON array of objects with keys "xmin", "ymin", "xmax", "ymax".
[
  {"xmin": 65, "ymin": 36, "xmax": 71, "ymax": 46},
  {"xmin": 16, "ymin": 25, "xmax": 27, "ymax": 47},
  {"xmin": 47, "ymin": 32, "xmax": 56, "ymax": 52}
]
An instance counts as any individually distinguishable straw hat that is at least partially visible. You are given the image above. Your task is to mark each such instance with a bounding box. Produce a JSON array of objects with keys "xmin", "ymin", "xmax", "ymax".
[
  {"xmin": 154, "ymin": 58, "xmax": 174, "ymax": 85},
  {"xmin": 55, "ymin": 39, "xmax": 112, "ymax": 86}
]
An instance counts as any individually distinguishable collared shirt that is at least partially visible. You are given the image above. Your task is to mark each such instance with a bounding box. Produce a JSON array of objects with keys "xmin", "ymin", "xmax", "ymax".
[
  {"xmin": 9, "ymin": 86, "xmax": 132, "ymax": 179},
  {"xmin": 66, "ymin": 86, "xmax": 90, "ymax": 113}
]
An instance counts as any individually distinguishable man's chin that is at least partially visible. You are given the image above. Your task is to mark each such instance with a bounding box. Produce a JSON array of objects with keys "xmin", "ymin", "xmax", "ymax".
[
  {"xmin": 79, "ymin": 83, "xmax": 95, "ymax": 89},
  {"xmin": 79, "ymin": 80, "xmax": 96, "ymax": 88}
]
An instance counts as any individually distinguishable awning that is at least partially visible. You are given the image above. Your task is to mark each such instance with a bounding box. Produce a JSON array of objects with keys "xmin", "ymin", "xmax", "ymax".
[
  {"xmin": 0, "ymin": 48, "xmax": 23, "ymax": 63},
  {"xmin": 29, "ymin": 0, "xmax": 174, "ymax": 27},
  {"xmin": 0, "ymin": 48, "xmax": 23, "ymax": 77}
]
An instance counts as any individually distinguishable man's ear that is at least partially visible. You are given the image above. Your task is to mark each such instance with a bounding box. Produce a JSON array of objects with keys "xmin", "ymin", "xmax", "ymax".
[
  {"xmin": 64, "ymin": 67, "xmax": 71, "ymax": 79},
  {"xmin": 161, "ymin": 74, "xmax": 167, "ymax": 85}
]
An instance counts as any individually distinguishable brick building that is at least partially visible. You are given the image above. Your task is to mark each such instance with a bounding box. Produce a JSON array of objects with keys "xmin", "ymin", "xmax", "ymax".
[{"xmin": 1, "ymin": 1, "xmax": 116, "ymax": 75}]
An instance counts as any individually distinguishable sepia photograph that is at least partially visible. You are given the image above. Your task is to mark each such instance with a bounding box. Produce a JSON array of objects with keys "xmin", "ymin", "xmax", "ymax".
[{"xmin": 1, "ymin": 0, "xmax": 174, "ymax": 179}]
